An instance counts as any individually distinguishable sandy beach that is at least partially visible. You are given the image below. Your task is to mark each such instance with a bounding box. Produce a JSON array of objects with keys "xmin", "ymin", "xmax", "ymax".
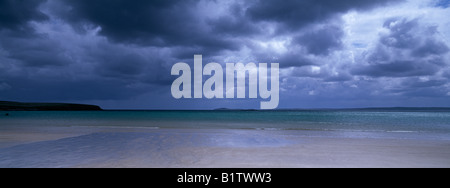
[{"xmin": 1, "ymin": 126, "xmax": 449, "ymax": 168}]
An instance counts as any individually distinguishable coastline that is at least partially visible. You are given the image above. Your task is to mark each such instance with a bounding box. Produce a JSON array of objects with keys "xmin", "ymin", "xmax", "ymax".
[{"xmin": 1, "ymin": 126, "xmax": 449, "ymax": 168}]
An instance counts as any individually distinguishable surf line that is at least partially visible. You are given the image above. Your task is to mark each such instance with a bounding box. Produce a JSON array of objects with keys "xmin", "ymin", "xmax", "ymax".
[{"xmin": 171, "ymin": 55, "xmax": 279, "ymax": 109}]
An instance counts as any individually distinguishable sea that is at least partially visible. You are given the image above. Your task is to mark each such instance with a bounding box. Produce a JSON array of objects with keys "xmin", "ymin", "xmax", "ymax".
[
  {"xmin": 1, "ymin": 109, "xmax": 450, "ymax": 140},
  {"xmin": 1, "ymin": 109, "xmax": 450, "ymax": 167}
]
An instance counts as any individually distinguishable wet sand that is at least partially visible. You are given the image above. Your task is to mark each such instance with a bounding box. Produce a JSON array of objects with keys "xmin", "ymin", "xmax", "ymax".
[{"xmin": 1, "ymin": 127, "xmax": 450, "ymax": 168}]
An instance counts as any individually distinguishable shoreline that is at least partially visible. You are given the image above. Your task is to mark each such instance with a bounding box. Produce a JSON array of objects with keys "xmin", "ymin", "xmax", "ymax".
[{"xmin": 1, "ymin": 127, "xmax": 449, "ymax": 168}]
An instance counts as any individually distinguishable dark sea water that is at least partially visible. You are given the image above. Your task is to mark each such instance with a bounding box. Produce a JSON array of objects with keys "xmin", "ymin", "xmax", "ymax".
[{"xmin": 1, "ymin": 109, "xmax": 450, "ymax": 134}]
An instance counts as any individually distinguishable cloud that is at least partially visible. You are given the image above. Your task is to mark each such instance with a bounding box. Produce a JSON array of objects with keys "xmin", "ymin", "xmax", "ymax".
[
  {"xmin": 246, "ymin": 0, "xmax": 403, "ymax": 31},
  {"xmin": 206, "ymin": 3, "xmax": 261, "ymax": 37},
  {"xmin": 295, "ymin": 25, "xmax": 344, "ymax": 56},
  {"xmin": 401, "ymin": 78, "xmax": 448, "ymax": 88},
  {"xmin": 435, "ymin": 0, "xmax": 450, "ymax": 8},
  {"xmin": 0, "ymin": 13, "xmax": 174, "ymax": 103},
  {"xmin": 57, "ymin": 0, "xmax": 241, "ymax": 56},
  {"xmin": 60, "ymin": 0, "xmax": 191, "ymax": 42},
  {"xmin": 0, "ymin": 34, "xmax": 73, "ymax": 68},
  {"xmin": 352, "ymin": 17, "xmax": 450, "ymax": 78},
  {"xmin": 380, "ymin": 18, "xmax": 420, "ymax": 49},
  {"xmin": 412, "ymin": 38, "xmax": 450, "ymax": 57},
  {"xmin": 0, "ymin": 82, "xmax": 11, "ymax": 91},
  {"xmin": 0, "ymin": 77, "xmax": 150, "ymax": 101},
  {"xmin": 353, "ymin": 59, "xmax": 443, "ymax": 77},
  {"xmin": 1, "ymin": 0, "xmax": 450, "ymax": 109},
  {"xmin": 0, "ymin": 0, "xmax": 48, "ymax": 30}
]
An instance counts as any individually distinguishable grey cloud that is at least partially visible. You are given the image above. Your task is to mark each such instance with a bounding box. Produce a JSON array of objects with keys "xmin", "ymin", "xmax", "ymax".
[
  {"xmin": 0, "ymin": 23, "xmax": 172, "ymax": 103},
  {"xmin": 58, "ymin": 0, "xmax": 240, "ymax": 55},
  {"xmin": 247, "ymin": 0, "xmax": 403, "ymax": 31},
  {"xmin": 380, "ymin": 18, "xmax": 449, "ymax": 57},
  {"xmin": 290, "ymin": 65, "xmax": 353, "ymax": 82},
  {"xmin": 412, "ymin": 39, "xmax": 449, "ymax": 57},
  {"xmin": 248, "ymin": 48, "xmax": 315, "ymax": 68},
  {"xmin": 353, "ymin": 59, "xmax": 442, "ymax": 77},
  {"xmin": 353, "ymin": 17, "xmax": 449, "ymax": 78},
  {"xmin": 1, "ymin": 0, "xmax": 449, "ymax": 109},
  {"xmin": 401, "ymin": 87, "xmax": 449, "ymax": 98},
  {"xmin": 207, "ymin": 3, "xmax": 260, "ymax": 37},
  {"xmin": 0, "ymin": 0, "xmax": 48, "ymax": 30},
  {"xmin": 295, "ymin": 25, "xmax": 344, "ymax": 56},
  {"xmin": 401, "ymin": 78, "xmax": 448, "ymax": 89},
  {"xmin": 435, "ymin": 0, "xmax": 450, "ymax": 8},
  {"xmin": 324, "ymin": 73, "xmax": 353, "ymax": 82},
  {"xmin": 276, "ymin": 53, "xmax": 315, "ymax": 68},
  {"xmin": 57, "ymin": 0, "xmax": 402, "ymax": 58},
  {"xmin": 366, "ymin": 45, "xmax": 390, "ymax": 63},
  {"xmin": 79, "ymin": 40, "xmax": 174, "ymax": 85},
  {"xmin": 380, "ymin": 18, "xmax": 420, "ymax": 49},
  {"xmin": 444, "ymin": 70, "xmax": 450, "ymax": 79},
  {"xmin": 291, "ymin": 67, "xmax": 324, "ymax": 78},
  {"xmin": 386, "ymin": 79, "xmax": 448, "ymax": 98},
  {"xmin": 0, "ymin": 33, "xmax": 73, "ymax": 68},
  {"xmin": 0, "ymin": 82, "xmax": 11, "ymax": 91},
  {"xmin": 95, "ymin": 53, "xmax": 147, "ymax": 79},
  {"xmin": 0, "ymin": 77, "xmax": 147, "ymax": 101}
]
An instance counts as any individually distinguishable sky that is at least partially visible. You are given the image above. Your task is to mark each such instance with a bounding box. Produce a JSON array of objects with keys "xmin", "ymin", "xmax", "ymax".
[{"xmin": 0, "ymin": 0, "xmax": 450, "ymax": 109}]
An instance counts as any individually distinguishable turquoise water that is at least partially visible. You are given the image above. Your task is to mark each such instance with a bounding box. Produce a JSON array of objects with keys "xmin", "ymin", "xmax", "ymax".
[{"xmin": 1, "ymin": 110, "xmax": 450, "ymax": 134}]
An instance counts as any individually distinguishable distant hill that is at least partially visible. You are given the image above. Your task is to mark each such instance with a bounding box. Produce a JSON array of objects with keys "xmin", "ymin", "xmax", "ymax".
[{"xmin": 0, "ymin": 101, "xmax": 102, "ymax": 111}]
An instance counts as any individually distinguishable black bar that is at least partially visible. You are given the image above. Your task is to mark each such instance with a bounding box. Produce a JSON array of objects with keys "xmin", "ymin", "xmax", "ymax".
[{"xmin": 2, "ymin": 168, "xmax": 441, "ymax": 187}]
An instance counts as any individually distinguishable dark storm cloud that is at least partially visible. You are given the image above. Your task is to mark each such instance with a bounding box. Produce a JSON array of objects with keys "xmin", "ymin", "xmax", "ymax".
[
  {"xmin": 0, "ymin": 34, "xmax": 72, "ymax": 67},
  {"xmin": 0, "ymin": 0, "xmax": 48, "ymax": 30},
  {"xmin": 95, "ymin": 53, "xmax": 146, "ymax": 79},
  {"xmin": 246, "ymin": 0, "xmax": 402, "ymax": 31},
  {"xmin": 353, "ymin": 17, "xmax": 450, "ymax": 78},
  {"xmin": 77, "ymin": 39, "xmax": 174, "ymax": 85},
  {"xmin": 59, "ymin": 0, "xmax": 240, "ymax": 55},
  {"xmin": 0, "ymin": 0, "xmax": 449, "ymax": 109},
  {"xmin": 61, "ymin": 0, "xmax": 190, "ymax": 42},
  {"xmin": 0, "ymin": 77, "xmax": 147, "ymax": 101},
  {"xmin": 249, "ymin": 47, "xmax": 315, "ymax": 68},
  {"xmin": 295, "ymin": 25, "xmax": 344, "ymax": 56},
  {"xmin": 57, "ymin": 0, "xmax": 402, "ymax": 58},
  {"xmin": 353, "ymin": 59, "xmax": 443, "ymax": 77},
  {"xmin": 207, "ymin": 3, "xmax": 260, "ymax": 37},
  {"xmin": 277, "ymin": 53, "xmax": 315, "ymax": 68}
]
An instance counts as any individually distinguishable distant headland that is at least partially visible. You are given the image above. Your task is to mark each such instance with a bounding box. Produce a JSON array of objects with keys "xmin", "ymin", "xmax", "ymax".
[{"xmin": 0, "ymin": 101, "xmax": 102, "ymax": 111}]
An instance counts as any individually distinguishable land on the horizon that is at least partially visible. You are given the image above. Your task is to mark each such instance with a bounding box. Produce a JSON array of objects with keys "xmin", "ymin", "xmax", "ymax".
[
  {"xmin": 0, "ymin": 101, "xmax": 102, "ymax": 111},
  {"xmin": 2, "ymin": 100, "xmax": 450, "ymax": 112}
]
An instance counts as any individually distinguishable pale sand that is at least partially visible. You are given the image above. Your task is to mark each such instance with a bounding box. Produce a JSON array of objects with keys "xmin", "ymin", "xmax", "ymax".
[{"xmin": 0, "ymin": 127, "xmax": 449, "ymax": 168}]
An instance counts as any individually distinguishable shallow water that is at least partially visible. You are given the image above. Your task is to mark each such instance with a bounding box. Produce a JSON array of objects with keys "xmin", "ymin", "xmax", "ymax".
[{"xmin": 1, "ymin": 110, "xmax": 450, "ymax": 134}]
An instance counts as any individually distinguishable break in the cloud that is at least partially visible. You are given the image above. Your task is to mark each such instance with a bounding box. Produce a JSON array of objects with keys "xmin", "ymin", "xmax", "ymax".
[{"xmin": 0, "ymin": 0, "xmax": 449, "ymax": 109}]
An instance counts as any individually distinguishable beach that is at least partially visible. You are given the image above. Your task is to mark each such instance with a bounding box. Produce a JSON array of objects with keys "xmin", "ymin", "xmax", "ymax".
[
  {"xmin": 1, "ymin": 126, "xmax": 450, "ymax": 168},
  {"xmin": 1, "ymin": 110, "xmax": 450, "ymax": 168}
]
